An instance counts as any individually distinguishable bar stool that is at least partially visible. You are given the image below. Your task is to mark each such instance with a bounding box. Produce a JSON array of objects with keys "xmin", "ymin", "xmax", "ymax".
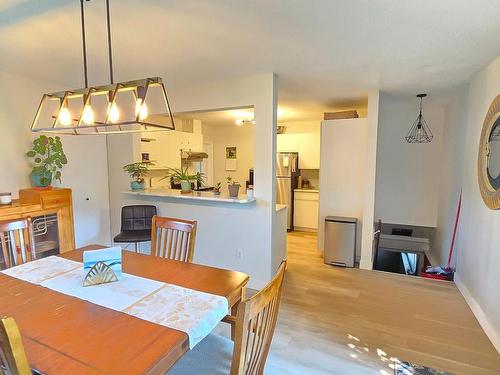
[{"xmin": 113, "ymin": 205, "xmax": 157, "ymax": 253}]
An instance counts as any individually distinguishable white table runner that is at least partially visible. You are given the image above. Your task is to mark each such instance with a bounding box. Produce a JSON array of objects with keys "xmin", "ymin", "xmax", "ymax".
[{"xmin": 2, "ymin": 256, "xmax": 228, "ymax": 349}]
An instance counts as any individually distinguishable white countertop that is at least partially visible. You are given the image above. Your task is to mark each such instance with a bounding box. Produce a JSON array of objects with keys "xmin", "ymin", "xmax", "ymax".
[
  {"xmin": 294, "ymin": 189, "xmax": 319, "ymax": 193},
  {"xmin": 123, "ymin": 189, "xmax": 256, "ymax": 204}
]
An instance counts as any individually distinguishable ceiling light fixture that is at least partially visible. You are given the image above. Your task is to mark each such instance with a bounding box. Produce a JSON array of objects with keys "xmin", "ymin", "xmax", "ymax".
[
  {"xmin": 31, "ymin": 0, "xmax": 175, "ymax": 135},
  {"xmin": 405, "ymin": 93, "xmax": 433, "ymax": 143}
]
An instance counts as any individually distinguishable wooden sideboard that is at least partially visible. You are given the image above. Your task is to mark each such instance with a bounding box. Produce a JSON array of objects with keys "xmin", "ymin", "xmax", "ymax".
[{"xmin": 0, "ymin": 188, "xmax": 75, "ymax": 253}]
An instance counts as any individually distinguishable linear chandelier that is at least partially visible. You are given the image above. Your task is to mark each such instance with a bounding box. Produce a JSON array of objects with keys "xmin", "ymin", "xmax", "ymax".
[
  {"xmin": 31, "ymin": 0, "xmax": 175, "ymax": 135},
  {"xmin": 405, "ymin": 93, "xmax": 433, "ymax": 143}
]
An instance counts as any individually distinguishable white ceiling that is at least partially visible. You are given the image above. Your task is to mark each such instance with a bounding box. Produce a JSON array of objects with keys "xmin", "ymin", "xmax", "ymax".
[{"xmin": 1, "ymin": 0, "xmax": 500, "ymax": 120}]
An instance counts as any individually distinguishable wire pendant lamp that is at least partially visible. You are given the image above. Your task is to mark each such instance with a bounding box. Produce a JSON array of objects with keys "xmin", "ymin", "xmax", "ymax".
[
  {"xmin": 405, "ymin": 93, "xmax": 433, "ymax": 143},
  {"xmin": 31, "ymin": 0, "xmax": 175, "ymax": 135}
]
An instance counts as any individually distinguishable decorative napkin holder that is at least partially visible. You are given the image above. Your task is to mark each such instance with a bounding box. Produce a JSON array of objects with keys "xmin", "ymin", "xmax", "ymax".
[{"xmin": 83, "ymin": 246, "xmax": 122, "ymax": 287}]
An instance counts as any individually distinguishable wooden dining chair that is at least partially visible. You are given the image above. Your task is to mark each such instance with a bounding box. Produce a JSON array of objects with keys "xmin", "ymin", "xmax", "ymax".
[
  {"xmin": 150, "ymin": 215, "xmax": 197, "ymax": 262},
  {"xmin": 0, "ymin": 317, "xmax": 32, "ymax": 375},
  {"xmin": 0, "ymin": 218, "xmax": 35, "ymax": 269},
  {"xmin": 168, "ymin": 260, "xmax": 287, "ymax": 375}
]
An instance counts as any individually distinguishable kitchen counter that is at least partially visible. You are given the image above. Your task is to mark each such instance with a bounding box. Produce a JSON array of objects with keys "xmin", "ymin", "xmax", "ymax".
[
  {"xmin": 294, "ymin": 189, "xmax": 319, "ymax": 193},
  {"xmin": 123, "ymin": 189, "xmax": 256, "ymax": 204}
]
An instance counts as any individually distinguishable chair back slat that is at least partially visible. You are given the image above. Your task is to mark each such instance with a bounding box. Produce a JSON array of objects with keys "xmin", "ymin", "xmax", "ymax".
[
  {"xmin": 0, "ymin": 317, "xmax": 32, "ymax": 375},
  {"xmin": 0, "ymin": 218, "xmax": 34, "ymax": 269},
  {"xmin": 231, "ymin": 260, "xmax": 287, "ymax": 375},
  {"xmin": 150, "ymin": 216, "xmax": 197, "ymax": 262}
]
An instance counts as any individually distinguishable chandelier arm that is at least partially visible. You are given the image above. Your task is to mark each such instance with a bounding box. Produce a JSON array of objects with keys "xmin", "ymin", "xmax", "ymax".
[
  {"xmin": 106, "ymin": 0, "xmax": 114, "ymax": 84},
  {"xmin": 80, "ymin": 0, "xmax": 89, "ymax": 88},
  {"xmin": 161, "ymin": 81, "xmax": 177, "ymax": 130}
]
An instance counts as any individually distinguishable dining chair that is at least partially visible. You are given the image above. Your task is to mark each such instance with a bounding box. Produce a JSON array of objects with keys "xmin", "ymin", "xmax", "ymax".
[
  {"xmin": 0, "ymin": 317, "xmax": 32, "ymax": 375},
  {"xmin": 150, "ymin": 215, "xmax": 197, "ymax": 262},
  {"xmin": 168, "ymin": 260, "xmax": 287, "ymax": 375},
  {"xmin": 113, "ymin": 205, "xmax": 157, "ymax": 252},
  {"xmin": 0, "ymin": 218, "xmax": 35, "ymax": 269}
]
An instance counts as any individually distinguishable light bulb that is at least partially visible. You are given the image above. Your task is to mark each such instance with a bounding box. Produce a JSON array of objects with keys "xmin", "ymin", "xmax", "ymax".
[
  {"xmin": 58, "ymin": 107, "xmax": 72, "ymax": 126},
  {"xmin": 135, "ymin": 99, "xmax": 148, "ymax": 121},
  {"xmin": 235, "ymin": 119, "xmax": 243, "ymax": 126},
  {"xmin": 81, "ymin": 105, "xmax": 94, "ymax": 125},
  {"xmin": 108, "ymin": 102, "xmax": 120, "ymax": 123}
]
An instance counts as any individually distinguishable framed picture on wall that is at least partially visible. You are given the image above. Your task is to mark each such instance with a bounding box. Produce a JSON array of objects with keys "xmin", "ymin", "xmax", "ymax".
[
  {"xmin": 226, "ymin": 146, "xmax": 237, "ymax": 159},
  {"xmin": 225, "ymin": 146, "xmax": 237, "ymax": 171}
]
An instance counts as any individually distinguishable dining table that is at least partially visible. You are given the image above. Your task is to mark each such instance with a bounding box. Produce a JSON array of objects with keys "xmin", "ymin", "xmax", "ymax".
[{"xmin": 0, "ymin": 245, "xmax": 249, "ymax": 375}]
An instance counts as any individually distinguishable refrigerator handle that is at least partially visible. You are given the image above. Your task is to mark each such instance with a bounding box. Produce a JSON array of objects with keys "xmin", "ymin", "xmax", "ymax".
[{"xmin": 291, "ymin": 154, "xmax": 297, "ymax": 173}]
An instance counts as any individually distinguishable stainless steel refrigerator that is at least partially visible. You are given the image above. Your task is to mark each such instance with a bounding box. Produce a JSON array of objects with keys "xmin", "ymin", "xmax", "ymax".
[{"xmin": 276, "ymin": 152, "xmax": 299, "ymax": 230}]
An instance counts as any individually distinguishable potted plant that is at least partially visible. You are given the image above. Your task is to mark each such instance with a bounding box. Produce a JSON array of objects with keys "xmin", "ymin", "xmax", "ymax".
[
  {"xmin": 213, "ymin": 182, "xmax": 222, "ymax": 195},
  {"xmin": 26, "ymin": 135, "xmax": 67, "ymax": 188},
  {"xmin": 164, "ymin": 167, "xmax": 204, "ymax": 193},
  {"xmin": 123, "ymin": 161, "xmax": 154, "ymax": 191},
  {"xmin": 227, "ymin": 176, "xmax": 241, "ymax": 198}
]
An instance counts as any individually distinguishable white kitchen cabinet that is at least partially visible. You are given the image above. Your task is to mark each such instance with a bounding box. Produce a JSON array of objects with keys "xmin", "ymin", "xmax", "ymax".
[
  {"xmin": 277, "ymin": 133, "xmax": 320, "ymax": 169},
  {"xmin": 277, "ymin": 134, "xmax": 299, "ymax": 152},
  {"xmin": 293, "ymin": 190, "xmax": 319, "ymax": 230},
  {"xmin": 141, "ymin": 130, "xmax": 203, "ymax": 169},
  {"xmin": 298, "ymin": 133, "xmax": 320, "ymax": 169}
]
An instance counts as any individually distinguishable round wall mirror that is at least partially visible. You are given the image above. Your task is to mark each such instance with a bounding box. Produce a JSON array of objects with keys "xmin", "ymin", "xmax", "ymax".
[{"xmin": 478, "ymin": 95, "xmax": 500, "ymax": 209}]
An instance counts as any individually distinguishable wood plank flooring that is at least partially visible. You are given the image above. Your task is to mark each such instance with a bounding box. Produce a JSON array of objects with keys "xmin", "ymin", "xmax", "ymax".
[{"xmin": 262, "ymin": 231, "xmax": 500, "ymax": 375}]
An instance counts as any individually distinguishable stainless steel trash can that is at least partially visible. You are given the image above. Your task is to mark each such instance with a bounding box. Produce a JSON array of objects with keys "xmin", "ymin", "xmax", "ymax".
[{"xmin": 324, "ymin": 216, "xmax": 357, "ymax": 267}]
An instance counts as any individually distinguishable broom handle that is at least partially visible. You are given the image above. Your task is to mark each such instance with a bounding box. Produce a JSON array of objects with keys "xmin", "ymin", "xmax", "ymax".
[{"xmin": 447, "ymin": 190, "xmax": 462, "ymax": 269}]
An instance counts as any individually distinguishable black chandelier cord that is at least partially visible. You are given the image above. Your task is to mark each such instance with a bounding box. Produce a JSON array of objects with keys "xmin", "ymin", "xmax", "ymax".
[
  {"xmin": 80, "ymin": 0, "xmax": 89, "ymax": 88},
  {"xmin": 106, "ymin": 0, "xmax": 114, "ymax": 84}
]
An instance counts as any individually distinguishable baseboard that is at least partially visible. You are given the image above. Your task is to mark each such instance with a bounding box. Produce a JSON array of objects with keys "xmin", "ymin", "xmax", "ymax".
[
  {"xmin": 454, "ymin": 273, "xmax": 500, "ymax": 354},
  {"xmin": 293, "ymin": 227, "xmax": 317, "ymax": 233},
  {"xmin": 359, "ymin": 259, "xmax": 373, "ymax": 270}
]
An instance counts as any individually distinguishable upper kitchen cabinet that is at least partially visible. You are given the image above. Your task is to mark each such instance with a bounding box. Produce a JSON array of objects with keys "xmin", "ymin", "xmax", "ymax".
[
  {"xmin": 298, "ymin": 133, "xmax": 320, "ymax": 169},
  {"xmin": 277, "ymin": 133, "xmax": 320, "ymax": 169},
  {"xmin": 277, "ymin": 133, "xmax": 299, "ymax": 152},
  {"xmin": 141, "ymin": 130, "xmax": 203, "ymax": 169}
]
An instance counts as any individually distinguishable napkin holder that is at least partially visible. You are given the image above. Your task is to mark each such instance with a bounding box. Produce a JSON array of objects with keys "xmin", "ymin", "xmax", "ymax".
[
  {"xmin": 83, "ymin": 261, "xmax": 118, "ymax": 287},
  {"xmin": 83, "ymin": 246, "xmax": 122, "ymax": 287}
]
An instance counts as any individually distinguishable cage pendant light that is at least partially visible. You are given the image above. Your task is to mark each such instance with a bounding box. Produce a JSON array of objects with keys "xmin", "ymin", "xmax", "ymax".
[
  {"xmin": 405, "ymin": 93, "xmax": 433, "ymax": 143},
  {"xmin": 31, "ymin": 0, "xmax": 175, "ymax": 135}
]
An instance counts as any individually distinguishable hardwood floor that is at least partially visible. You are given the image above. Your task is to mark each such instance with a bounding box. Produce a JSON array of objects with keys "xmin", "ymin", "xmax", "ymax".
[{"xmin": 263, "ymin": 231, "xmax": 500, "ymax": 375}]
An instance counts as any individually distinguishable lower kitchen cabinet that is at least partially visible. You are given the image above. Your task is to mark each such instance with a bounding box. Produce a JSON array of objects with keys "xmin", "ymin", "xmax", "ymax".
[{"xmin": 293, "ymin": 190, "xmax": 319, "ymax": 231}]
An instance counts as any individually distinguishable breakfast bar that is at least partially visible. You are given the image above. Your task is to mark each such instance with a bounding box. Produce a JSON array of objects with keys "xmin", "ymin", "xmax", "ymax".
[{"xmin": 124, "ymin": 188, "xmax": 256, "ymax": 204}]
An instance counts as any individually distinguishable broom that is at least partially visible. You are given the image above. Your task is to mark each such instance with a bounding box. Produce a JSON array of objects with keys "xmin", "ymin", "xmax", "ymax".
[{"xmin": 423, "ymin": 190, "xmax": 462, "ymax": 279}]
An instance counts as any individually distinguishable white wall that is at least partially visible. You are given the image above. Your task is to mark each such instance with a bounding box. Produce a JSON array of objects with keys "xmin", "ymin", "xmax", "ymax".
[
  {"xmin": 360, "ymin": 91, "xmax": 380, "ymax": 269},
  {"xmin": 0, "ymin": 70, "xmax": 111, "ymax": 246},
  {"xmin": 318, "ymin": 118, "xmax": 368, "ymax": 259},
  {"xmin": 281, "ymin": 120, "xmax": 320, "ymax": 134},
  {"xmin": 375, "ymin": 93, "xmax": 445, "ymax": 227},
  {"xmin": 433, "ymin": 88, "xmax": 469, "ymax": 267},
  {"xmin": 107, "ymin": 73, "xmax": 278, "ymax": 288},
  {"xmin": 202, "ymin": 123, "xmax": 254, "ymax": 194},
  {"xmin": 435, "ymin": 57, "xmax": 500, "ymax": 352}
]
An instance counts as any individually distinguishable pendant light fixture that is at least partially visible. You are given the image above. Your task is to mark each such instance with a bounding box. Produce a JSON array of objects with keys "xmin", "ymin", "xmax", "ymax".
[
  {"xmin": 31, "ymin": 0, "xmax": 175, "ymax": 135},
  {"xmin": 405, "ymin": 93, "xmax": 433, "ymax": 143}
]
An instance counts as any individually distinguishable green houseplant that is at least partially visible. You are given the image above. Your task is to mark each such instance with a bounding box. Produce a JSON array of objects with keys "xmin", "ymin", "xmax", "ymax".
[
  {"xmin": 213, "ymin": 182, "xmax": 222, "ymax": 195},
  {"xmin": 26, "ymin": 135, "xmax": 67, "ymax": 188},
  {"xmin": 164, "ymin": 167, "xmax": 204, "ymax": 193},
  {"xmin": 123, "ymin": 161, "xmax": 154, "ymax": 190},
  {"xmin": 226, "ymin": 176, "xmax": 241, "ymax": 198}
]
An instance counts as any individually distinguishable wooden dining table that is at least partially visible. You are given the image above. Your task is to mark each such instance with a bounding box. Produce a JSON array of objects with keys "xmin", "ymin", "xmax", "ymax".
[{"xmin": 0, "ymin": 245, "xmax": 249, "ymax": 375}]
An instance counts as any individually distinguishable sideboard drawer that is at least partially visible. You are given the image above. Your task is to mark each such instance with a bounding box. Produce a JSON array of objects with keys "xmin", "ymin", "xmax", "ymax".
[{"xmin": 41, "ymin": 193, "xmax": 71, "ymax": 209}]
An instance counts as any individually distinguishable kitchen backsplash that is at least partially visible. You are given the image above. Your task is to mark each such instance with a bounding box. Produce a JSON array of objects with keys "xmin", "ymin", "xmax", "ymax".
[{"xmin": 299, "ymin": 169, "xmax": 319, "ymax": 190}]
